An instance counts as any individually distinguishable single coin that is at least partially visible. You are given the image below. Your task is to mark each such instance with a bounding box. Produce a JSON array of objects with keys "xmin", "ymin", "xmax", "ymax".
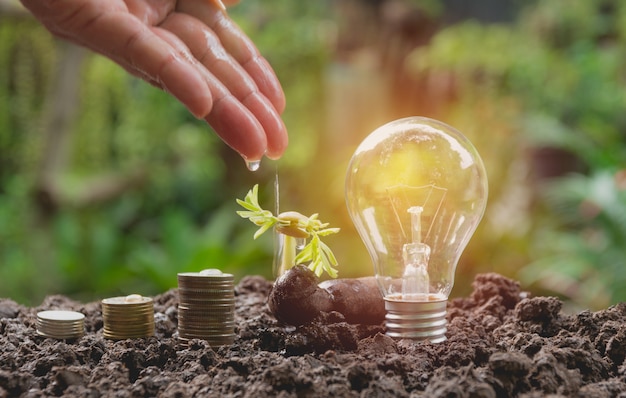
[{"xmin": 37, "ymin": 310, "xmax": 85, "ymax": 322}]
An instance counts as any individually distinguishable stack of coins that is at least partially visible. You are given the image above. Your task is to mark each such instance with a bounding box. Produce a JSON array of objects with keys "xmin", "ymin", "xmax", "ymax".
[
  {"xmin": 177, "ymin": 269, "xmax": 235, "ymax": 347},
  {"xmin": 36, "ymin": 310, "xmax": 85, "ymax": 339},
  {"xmin": 101, "ymin": 294, "xmax": 154, "ymax": 340}
]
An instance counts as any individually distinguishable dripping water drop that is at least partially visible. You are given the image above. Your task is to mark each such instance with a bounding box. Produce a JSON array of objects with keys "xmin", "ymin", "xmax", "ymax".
[{"xmin": 245, "ymin": 159, "xmax": 261, "ymax": 172}]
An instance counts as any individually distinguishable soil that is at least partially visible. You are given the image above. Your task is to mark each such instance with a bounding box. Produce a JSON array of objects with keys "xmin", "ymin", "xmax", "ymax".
[{"xmin": 1, "ymin": 272, "xmax": 626, "ymax": 397}]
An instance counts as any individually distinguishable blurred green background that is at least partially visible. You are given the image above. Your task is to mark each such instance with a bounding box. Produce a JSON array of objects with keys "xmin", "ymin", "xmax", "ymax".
[{"xmin": 1, "ymin": 0, "xmax": 625, "ymax": 311}]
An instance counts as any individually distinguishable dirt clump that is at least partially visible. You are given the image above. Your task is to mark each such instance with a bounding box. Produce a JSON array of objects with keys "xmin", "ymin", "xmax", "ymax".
[{"xmin": 1, "ymin": 272, "xmax": 625, "ymax": 397}]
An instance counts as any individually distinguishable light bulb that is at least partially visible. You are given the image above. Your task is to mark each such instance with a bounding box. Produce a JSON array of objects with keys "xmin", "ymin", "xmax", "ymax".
[{"xmin": 345, "ymin": 117, "xmax": 488, "ymax": 342}]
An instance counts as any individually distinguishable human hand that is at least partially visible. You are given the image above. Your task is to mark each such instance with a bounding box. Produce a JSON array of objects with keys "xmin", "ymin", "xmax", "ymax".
[{"xmin": 20, "ymin": 0, "xmax": 288, "ymax": 162}]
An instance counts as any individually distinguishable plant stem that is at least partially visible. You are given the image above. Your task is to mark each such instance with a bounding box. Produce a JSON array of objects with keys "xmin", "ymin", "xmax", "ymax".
[{"xmin": 276, "ymin": 233, "xmax": 297, "ymax": 276}]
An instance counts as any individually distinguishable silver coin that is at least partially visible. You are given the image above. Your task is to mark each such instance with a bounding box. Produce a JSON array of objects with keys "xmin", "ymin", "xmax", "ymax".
[
  {"xmin": 37, "ymin": 310, "xmax": 85, "ymax": 321},
  {"xmin": 36, "ymin": 320, "xmax": 84, "ymax": 328},
  {"xmin": 36, "ymin": 324, "xmax": 85, "ymax": 333},
  {"xmin": 36, "ymin": 310, "xmax": 85, "ymax": 339},
  {"xmin": 37, "ymin": 330, "xmax": 84, "ymax": 339}
]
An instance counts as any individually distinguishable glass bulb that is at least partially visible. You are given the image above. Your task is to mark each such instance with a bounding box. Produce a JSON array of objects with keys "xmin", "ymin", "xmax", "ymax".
[{"xmin": 345, "ymin": 117, "xmax": 488, "ymax": 342}]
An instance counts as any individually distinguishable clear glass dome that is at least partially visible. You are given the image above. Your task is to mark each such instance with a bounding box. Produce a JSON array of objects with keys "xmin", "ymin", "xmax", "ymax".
[{"xmin": 345, "ymin": 117, "xmax": 488, "ymax": 300}]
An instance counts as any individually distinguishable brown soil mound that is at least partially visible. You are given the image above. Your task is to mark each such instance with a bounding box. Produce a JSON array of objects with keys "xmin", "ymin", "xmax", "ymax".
[{"xmin": 1, "ymin": 273, "xmax": 625, "ymax": 397}]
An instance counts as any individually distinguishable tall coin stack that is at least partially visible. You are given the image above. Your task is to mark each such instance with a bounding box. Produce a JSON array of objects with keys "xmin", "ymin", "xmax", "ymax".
[
  {"xmin": 101, "ymin": 294, "xmax": 155, "ymax": 340},
  {"xmin": 36, "ymin": 310, "xmax": 85, "ymax": 339},
  {"xmin": 177, "ymin": 269, "xmax": 235, "ymax": 347}
]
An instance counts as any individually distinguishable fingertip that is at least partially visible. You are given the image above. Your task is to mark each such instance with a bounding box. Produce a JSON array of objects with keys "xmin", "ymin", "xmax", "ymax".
[
  {"xmin": 265, "ymin": 122, "xmax": 288, "ymax": 160},
  {"xmin": 241, "ymin": 93, "xmax": 288, "ymax": 160},
  {"xmin": 189, "ymin": 96, "xmax": 213, "ymax": 119},
  {"xmin": 265, "ymin": 145, "xmax": 286, "ymax": 160},
  {"xmin": 205, "ymin": 96, "xmax": 268, "ymax": 161},
  {"xmin": 209, "ymin": 0, "xmax": 227, "ymax": 12}
]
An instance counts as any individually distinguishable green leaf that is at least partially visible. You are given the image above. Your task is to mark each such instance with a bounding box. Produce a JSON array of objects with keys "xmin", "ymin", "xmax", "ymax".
[
  {"xmin": 236, "ymin": 198, "xmax": 260, "ymax": 212},
  {"xmin": 317, "ymin": 227, "xmax": 340, "ymax": 237},
  {"xmin": 236, "ymin": 184, "xmax": 277, "ymax": 239},
  {"xmin": 319, "ymin": 240, "xmax": 338, "ymax": 266},
  {"xmin": 253, "ymin": 221, "xmax": 275, "ymax": 240},
  {"xmin": 294, "ymin": 242, "xmax": 313, "ymax": 264}
]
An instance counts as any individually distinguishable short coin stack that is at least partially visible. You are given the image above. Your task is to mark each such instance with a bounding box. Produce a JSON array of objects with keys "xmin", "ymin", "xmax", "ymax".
[
  {"xmin": 101, "ymin": 294, "xmax": 154, "ymax": 340},
  {"xmin": 177, "ymin": 269, "xmax": 235, "ymax": 347},
  {"xmin": 36, "ymin": 310, "xmax": 85, "ymax": 340}
]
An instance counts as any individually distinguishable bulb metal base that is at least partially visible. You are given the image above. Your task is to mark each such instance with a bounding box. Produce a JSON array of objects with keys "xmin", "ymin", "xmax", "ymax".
[{"xmin": 384, "ymin": 295, "xmax": 447, "ymax": 343}]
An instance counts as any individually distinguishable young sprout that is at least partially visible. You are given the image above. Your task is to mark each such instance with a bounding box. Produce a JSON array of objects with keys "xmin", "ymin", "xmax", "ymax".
[{"xmin": 236, "ymin": 184, "xmax": 340, "ymax": 278}]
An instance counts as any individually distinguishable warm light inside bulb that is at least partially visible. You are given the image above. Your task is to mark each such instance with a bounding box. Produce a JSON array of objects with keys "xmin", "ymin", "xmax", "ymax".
[{"xmin": 346, "ymin": 117, "xmax": 488, "ymax": 302}]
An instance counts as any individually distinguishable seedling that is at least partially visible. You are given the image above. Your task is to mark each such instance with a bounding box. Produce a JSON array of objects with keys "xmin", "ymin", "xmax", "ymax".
[{"xmin": 236, "ymin": 184, "xmax": 340, "ymax": 278}]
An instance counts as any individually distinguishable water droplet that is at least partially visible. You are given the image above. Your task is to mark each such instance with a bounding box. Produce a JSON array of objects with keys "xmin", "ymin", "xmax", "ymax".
[
  {"xmin": 296, "ymin": 238, "xmax": 306, "ymax": 250},
  {"xmin": 245, "ymin": 159, "xmax": 261, "ymax": 171}
]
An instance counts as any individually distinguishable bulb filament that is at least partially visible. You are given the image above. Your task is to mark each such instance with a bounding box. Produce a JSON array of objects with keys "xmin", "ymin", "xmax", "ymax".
[{"xmin": 402, "ymin": 206, "xmax": 431, "ymax": 298}]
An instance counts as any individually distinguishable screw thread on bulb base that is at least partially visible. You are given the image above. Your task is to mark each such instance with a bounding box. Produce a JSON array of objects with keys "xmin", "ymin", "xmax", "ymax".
[{"xmin": 384, "ymin": 296, "xmax": 447, "ymax": 343}]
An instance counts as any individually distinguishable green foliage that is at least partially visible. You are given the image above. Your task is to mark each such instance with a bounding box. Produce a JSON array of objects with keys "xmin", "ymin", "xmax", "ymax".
[
  {"xmin": 0, "ymin": 19, "xmax": 55, "ymax": 178},
  {"xmin": 409, "ymin": 0, "xmax": 626, "ymax": 309},
  {"xmin": 0, "ymin": 176, "xmax": 43, "ymax": 305},
  {"xmin": 521, "ymin": 171, "xmax": 626, "ymax": 309},
  {"xmin": 0, "ymin": 2, "xmax": 333, "ymax": 305},
  {"xmin": 517, "ymin": 2, "xmax": 626, "ymax": 309}
]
